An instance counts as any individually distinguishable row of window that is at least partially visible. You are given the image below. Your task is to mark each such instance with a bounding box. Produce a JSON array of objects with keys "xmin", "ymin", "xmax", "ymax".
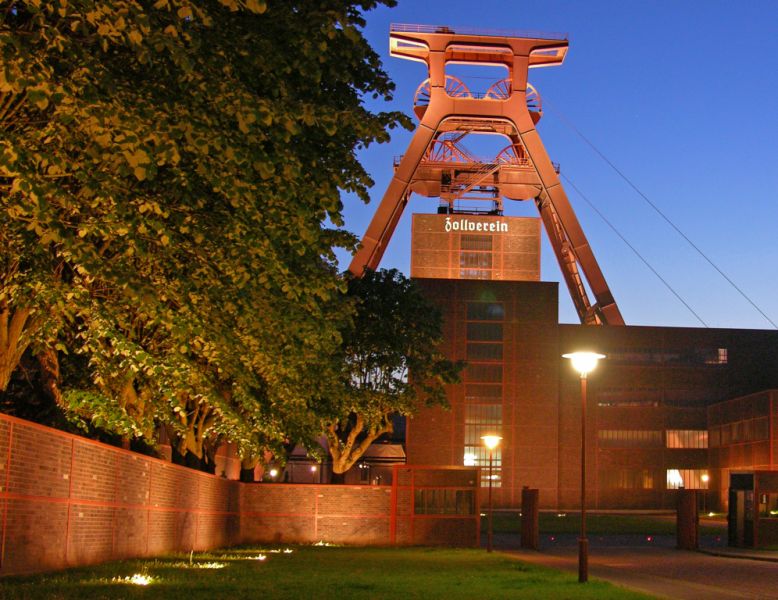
[
  {"xmin": 709, "ymin": 418, "xmax": 769, "ymax": 447},
  {"xmin": 600, "ymin": 469, "xmax": 710, "ymax": 490},
  {"xmin": 596, "ymin": 388, "xmax": 720, "ymax": 409},
  {"xmin": 598, "ymin": 429, "xmax": 708, "ymax": 449},
  {"xmin": 607, "ymin": 347, "xmax": 728, "ymax": 365},
  {"xmin": 463, "ymin": 303, "xmax": 504, "ymax": 486},
  {"xmin": 414, "ymin": 489, "xmax": 476, "ymax": 515}
]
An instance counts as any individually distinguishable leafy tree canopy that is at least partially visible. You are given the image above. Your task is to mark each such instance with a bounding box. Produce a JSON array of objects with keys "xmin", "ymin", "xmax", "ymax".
[{"xmin": 0, "ymin": 0, "xmax": 408, "ymax": 467}]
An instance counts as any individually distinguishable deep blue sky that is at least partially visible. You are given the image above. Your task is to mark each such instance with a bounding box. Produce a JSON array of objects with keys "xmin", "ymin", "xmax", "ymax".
[{"xmin": 338, "ymin": 1, "xmax": 778, "ymax": 330}]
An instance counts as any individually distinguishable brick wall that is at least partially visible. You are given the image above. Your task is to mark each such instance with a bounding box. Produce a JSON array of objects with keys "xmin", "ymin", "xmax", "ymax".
[
  {"xmin": 241, "ymin": 483, "xmax": 393, "ymax": 545},
  {"xmin": 0, "ymin": 415, "xmax": 243, "ymax": 576},
  {"xmin": 0, "ymin": 415, "xmax": 479, "ymax": 576}
]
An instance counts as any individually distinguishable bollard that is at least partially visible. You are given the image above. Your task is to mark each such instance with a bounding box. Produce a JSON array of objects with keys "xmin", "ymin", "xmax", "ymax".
[
  {"xmin": 676, "ymin": 488, "xmax": 699, "ymax": 550},
  {"xmin": 520, "ymin": 487, "xmax": 539, "ymax": 550}
]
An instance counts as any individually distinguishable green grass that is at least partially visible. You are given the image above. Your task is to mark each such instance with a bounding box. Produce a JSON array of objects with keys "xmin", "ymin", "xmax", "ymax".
[
  {"xmin": 0, "ymin": 546, "xmax": 655, "ymax": 600},
  {"xmin": 488, "ymin": 512, "xmax": 725, "ymax": 535}
]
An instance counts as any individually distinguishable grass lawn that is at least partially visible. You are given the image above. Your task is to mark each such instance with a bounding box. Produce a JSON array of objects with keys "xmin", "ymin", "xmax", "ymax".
[
  {"xmin": 489, "ymin": 512, "xmax": 725, "ymax": 535},
  {"xmin": 0, "ymin": 546, "xmax": 655, "ymax": 600}
]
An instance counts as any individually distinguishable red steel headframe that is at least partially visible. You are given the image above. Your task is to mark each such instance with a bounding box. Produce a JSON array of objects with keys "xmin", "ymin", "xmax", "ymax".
[{"xmin": 349, "ymin": 24, "xmax": 624, "ymax": 326}]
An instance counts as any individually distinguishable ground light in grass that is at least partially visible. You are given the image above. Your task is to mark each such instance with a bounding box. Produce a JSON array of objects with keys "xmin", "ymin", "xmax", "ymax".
[{"xmin": 112, "ymin": 572, "xmax": 154, "ymax": 586}]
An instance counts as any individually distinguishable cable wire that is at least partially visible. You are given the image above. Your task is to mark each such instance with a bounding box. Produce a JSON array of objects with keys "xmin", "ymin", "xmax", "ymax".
[
  {"xmin": 561, "ymin": 174, "xmax": 709, "ymax": 328},
  {"xmin": 546, "ymin": 101, "xmax": 778, "ymax": 329}
]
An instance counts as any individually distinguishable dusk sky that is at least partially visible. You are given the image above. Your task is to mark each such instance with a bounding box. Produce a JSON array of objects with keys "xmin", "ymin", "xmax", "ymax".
[{"xmin": 337, "ymin": 0, "xmax": 778, "ymax": 330}]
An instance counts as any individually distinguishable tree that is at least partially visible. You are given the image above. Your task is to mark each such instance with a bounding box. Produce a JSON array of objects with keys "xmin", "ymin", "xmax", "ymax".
[
  {"xmin": 0, "ymin": 0, "xmax": 408, "ymax": 467},
  {"xmin": 324, "ymin": 269, "xmax": 462, "ymax": 481}
]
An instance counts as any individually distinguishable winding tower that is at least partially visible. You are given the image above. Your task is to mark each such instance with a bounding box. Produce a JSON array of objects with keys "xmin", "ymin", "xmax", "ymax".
[{"xmin": 349, "ymin": 24, "xmax": 624, "ymax": 325}]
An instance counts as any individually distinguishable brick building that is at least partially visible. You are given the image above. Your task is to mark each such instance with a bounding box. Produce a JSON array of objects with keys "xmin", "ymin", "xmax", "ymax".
[{"xmin": 405, "ymin": 213, "xmax": 778, "ymax": 510}]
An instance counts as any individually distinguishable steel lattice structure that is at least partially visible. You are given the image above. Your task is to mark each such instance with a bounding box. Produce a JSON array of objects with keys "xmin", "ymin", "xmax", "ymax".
[{"xmin": 350, "ymin": 24, "xmax": 623, "ymax": 326}]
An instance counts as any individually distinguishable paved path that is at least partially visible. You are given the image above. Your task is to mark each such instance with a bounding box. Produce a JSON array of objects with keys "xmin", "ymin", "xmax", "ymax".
[{"xmin": 501, "ymin": 536, "xmax": 778, "ymax": 600}]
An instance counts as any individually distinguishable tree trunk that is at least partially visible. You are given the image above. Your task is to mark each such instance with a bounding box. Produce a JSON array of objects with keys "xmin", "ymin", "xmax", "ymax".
[
  {"xmin": 171, "ymin": 445, "xmax": 203, "ymax": 471},
  {"xmin": 37, "ymin": 347, "xmax": 64, "ymax": 408},
  {"xmin": 0, "ymin": 307, "xmax": 36, "ymax": 393},
  {"xmin": 240, "ymin": 456, "xmax": 259, "ymax": 482},
  {"xmin": 330, "ymin": 471, "xmax": 346, "ymax": 485},
  {"xmin": 184, "ymin": 451, "xmax": 202, "ymax": 471}
]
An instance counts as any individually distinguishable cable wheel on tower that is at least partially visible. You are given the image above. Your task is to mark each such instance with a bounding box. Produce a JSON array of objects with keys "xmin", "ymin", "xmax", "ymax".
[
  {"xmin": 485, "ymin": 79, "xmax": 542, "ymax": 121},
  {"xmin": 413, "ymin": 75, "xmax": 471, "ymax": 119}
]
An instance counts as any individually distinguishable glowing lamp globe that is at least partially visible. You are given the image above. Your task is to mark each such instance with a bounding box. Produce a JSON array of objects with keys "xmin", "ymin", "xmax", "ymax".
[
  {"xmin": 562, "ymin": 352, "xmax": 606, "ymax": 376},
  {"xmin": 481, "ymin": 435, "xmax": 502, "ymax": 450}
]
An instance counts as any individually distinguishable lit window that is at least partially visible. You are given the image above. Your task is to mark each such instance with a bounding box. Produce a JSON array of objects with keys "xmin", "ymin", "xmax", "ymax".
[
  {"xmin": 758, "ymin": 493, "xmax": 778, "ymax": 519},
  {"xmin": 666, "ymin": 469, "xmax": 709, "ymax": 490},
  {"xmin": 666, "ymin": 430, "xmax": 708, "ymax": 449},
  {"xmin": 464, "ymin": 404, "xmax": 502, "ymax": 487},
  {"xmin": 460, "ymin": 235, "xmax": 492, "ymax": 279}
]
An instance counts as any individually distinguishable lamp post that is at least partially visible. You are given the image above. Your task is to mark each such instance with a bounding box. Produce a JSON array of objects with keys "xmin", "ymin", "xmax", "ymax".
[
  {"xmin": 481, "ymin": 434, "xmax": 502, "ymax": 553},
  {"xmin": 563, "ymin": 351, "xmax": 605, "ymax": 583}
]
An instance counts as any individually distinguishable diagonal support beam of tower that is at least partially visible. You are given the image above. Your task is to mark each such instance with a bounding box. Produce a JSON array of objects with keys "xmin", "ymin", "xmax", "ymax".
[{"xmin": 349, "ymin": 24, "xmax": 624, "ymax": 326}]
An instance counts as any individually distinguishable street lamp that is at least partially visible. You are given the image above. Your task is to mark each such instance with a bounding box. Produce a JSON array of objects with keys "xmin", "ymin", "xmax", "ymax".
[
  {"xmin": 563, "ymin": 351, "xmax": 605, "ymax": 583},
  {"xmin": 481, "ymin": 434, "xmax": 502, "ymax": 553},
  {"xmin": 701, "ymin": 473, "xmax": 710, "ymax": 514}
]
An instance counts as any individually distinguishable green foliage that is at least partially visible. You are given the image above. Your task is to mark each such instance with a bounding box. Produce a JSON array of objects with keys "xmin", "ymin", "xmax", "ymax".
[
  {"xmin": 0, "ymin": 0, "xmax": 406, "ymax": 464},
  {"xmin": 324, "ymin": 269, "xmax": 462, "ymax": 473}
]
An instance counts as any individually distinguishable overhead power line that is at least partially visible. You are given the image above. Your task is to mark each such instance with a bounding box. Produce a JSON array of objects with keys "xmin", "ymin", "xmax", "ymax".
[
  {"xmin": 546, "ymin": 101, "xmax": 778, "ymax": 329},
  {"xmin": 561, "ymin": 174, "xmax": 708, "ymax": 328}
]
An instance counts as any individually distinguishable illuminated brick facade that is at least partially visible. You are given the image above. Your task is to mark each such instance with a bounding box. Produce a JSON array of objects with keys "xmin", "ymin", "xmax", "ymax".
[{"xmin": 406, "ymin": 218, "xmax": 778, "ymax": 510}]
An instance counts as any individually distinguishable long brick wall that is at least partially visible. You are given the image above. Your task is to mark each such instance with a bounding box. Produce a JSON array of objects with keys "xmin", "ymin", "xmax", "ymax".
[
  {"xmin": 0, "ymin": 415, "xmax": 242, "ymax": 576},
  {"xmin": 0, "ymin": 414, "xmax": 479, "ymax": 576}
]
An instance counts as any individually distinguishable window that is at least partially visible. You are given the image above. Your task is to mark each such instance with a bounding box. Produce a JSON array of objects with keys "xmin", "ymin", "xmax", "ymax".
[
  {"xmin": 754, "ymin": 417, "xmax": 769, "ymax": 441},
  {"xmin": 709, "ymin": 426, "xmax": 721, "ymax": 448},
  {"xmin": 711, "ymin": 418, "xmax": 769, "ymax": 447},
  {"xmin": 464, "ymin": 384, "xmax": 501, "ymax": 401},
  {"xmin": 607, "ymin": 347, "xmax": 729, "ymax": 365},
  {"xmin": 598, "ymin": 430, "xmax": 663, "ymax": 448},
  {"xmin": 414, "ymin": 489, "xmax": 476, "ymax": 515},
  {"xmin": 758, "ymin": 493, "xmax": 778, "ymax": 519},
  {"xmin": 600, "ymin": 469, "xmax": 655, "ymax": 490},
  {"xmin": 465, "ymin": 363, "xmax": 503, "ymax": 382},
  {"xmin": 466, "ymin": 302, "xmax": 504, "ymax": 321},
  {"xmin": 666, "ymin": 430, "xmax": 708, "ymax": 449},
  {"xmin": 466, "ymin": 322, "xmax": 502, "ymax": 341},
  {"xmin": 699, "ymin": 347, "xmax": 727, "ymax": 364},
  {"xmin": 460, "ymin": 235, "xmax": 492, "ymax": 279},
  {"xmin": 467, "ymin": 343, "xmax": 503, "ymax": 361},
  {"xmin": 464, "ymin": 404, "xmax": 502, "ymax": 487},
  {"xmin": 596, "ymin": 389, "xmax": 661, "ymax": 407},
  {"xmin": 666, "ymin": 469, "xmax": 709, "ymax": 490}
]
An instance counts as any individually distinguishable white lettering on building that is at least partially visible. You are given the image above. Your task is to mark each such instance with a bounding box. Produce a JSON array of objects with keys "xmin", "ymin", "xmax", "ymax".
[{"xmin": 444, "ymin": 216, "xmax": 508, "ymax": 233}]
